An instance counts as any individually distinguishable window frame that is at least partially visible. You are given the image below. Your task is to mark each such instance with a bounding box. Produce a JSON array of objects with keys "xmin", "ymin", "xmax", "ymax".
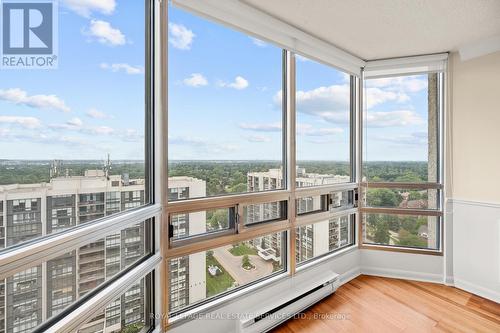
[
  {"xmin": 0, "ymin": 0, "xmax": 160, "ymax": 332},
  {"xmin": 359, "ymin": 72, "xmax": 445, "ymax": 255},
  {"xmin": 163, "ymin": 3, "xmax": 359, "ymax": 325}
]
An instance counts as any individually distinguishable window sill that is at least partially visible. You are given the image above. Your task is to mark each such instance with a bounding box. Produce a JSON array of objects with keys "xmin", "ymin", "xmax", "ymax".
[{"xmin": 360, "ymin": 244, "xmax": 443, "ymax": 256}]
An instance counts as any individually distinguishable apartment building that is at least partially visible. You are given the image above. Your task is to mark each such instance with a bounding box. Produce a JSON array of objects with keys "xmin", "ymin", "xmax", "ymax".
[
  {"xmin": 167, "ymin": 177, "xmax": 207, "ymax": 313},
  {"xmin": 0, "ymin": 171, "xmax": 212, "ymax": 331},
  {"xmin": 247, "ymin": 168, "xmax": 352, "ymax": 263},
  {"xmin": 0, "ymin": 170, "xmax": 146, "ymax": 333}
]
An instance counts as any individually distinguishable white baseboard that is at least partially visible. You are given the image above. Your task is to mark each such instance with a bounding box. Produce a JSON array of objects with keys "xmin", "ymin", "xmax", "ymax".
[
  {"xmin": 361, "ymin": 266, "xmax": 443, "ymax": 284},
  {"xmin": 444, "ymin": 276, "xmax": 454, "ymax": 286},
  {"xmin": 454, "ymin": 278, "xmax": 500, "ymax": 303},
  {"xmin": 339, "ymin": 266, "xmax": 361, "ymax": 286}
]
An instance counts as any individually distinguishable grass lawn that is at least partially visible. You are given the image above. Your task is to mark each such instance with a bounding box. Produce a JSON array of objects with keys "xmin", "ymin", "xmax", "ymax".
[
  {"xmin": 229, "ymin": 243, "xmax": 258, "ymax": 256},
  {"xmin": 206, "ymin": 254, "xmax": 235, "ymax": 297}
]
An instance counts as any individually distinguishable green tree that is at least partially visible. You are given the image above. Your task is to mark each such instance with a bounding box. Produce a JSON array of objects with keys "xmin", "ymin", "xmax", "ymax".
[
  {"xmin": 242, "ymin": 255, "xmax": 252, "ymax": 269},
  {"xmin": 397, "ymin": 229, "xmax": 426, "ymax": 247},
  {"xmin": 367, "ymin": 188, "xmax": 400, "ymax": 207},
  {"xmin": 395, "ymin": 171, "xmax": 422, "ymax": 182},
  {"xmin": 373, "ymin": 219, "xmax": 390, "ymax": 244},
  {"xmin": 207, "ymin": 209, "xmax": 229, "ymax": 230}
]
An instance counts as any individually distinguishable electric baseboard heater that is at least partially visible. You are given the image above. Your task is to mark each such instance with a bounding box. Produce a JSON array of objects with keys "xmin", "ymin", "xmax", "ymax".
[{"xmin": 237, "ymin": 272, "xmax": 340, "ymax": 333}]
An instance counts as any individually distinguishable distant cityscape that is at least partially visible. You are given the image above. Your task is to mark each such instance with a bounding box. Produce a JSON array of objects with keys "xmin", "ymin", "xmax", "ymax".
[{"xmin": 0, "ymin": 159, "xmax": 434, "ymax": 332}]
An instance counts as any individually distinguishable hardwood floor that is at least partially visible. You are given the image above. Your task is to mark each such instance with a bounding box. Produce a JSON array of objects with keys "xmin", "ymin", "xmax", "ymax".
[{"xmin": 271, "ymin": 275, "xmax": 500, "ymax": 333}]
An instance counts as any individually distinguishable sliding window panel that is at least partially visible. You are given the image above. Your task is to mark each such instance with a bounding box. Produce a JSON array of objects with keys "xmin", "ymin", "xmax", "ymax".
[
  {"xmin": 168, "ymin": 231, "xmax": 286, "ymax": 315},
  {"xmin": 170, "ymin": 207, "xmax": 236, "ymax": 242},
  {"xmin": 296, "ymin": 195, "xmax": 327, "ymax": 215},
  {"xmin": 0, "ymin": 1, "xmax": 149, "ymax": 250},
  {"xmin": 362, "ymin": 214, "xmax": 440, "ymax": 250},
  {"xmin": 363, "ymin": 73, "xmax": 439, "ymax": 183},
  {"xmin": 242, "ymin": 201, "xmax": 287, "ymax": 226},
  {"xmin": 168, "ymin": 3, "xmax": 284, "ymax": 199},
  {"xmin": 0, "ymin": 220, "xmax": 150, "ymax": 333},
  {"xmin": 296, "ymin": 214, "xmax": 355, "ymax": 265},
  {"xmin": 295, "ymin": 55, "xmax": 353, "ymax": 187}
]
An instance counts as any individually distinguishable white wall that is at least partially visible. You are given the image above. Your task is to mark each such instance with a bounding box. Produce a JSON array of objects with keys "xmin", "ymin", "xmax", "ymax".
[
  {"xmin": 360, "ymin": 250, "xmax": 444, "ymax": 283},
  {"xmin": 448, "ymin": 50, "xmax": 500, "ymax": 303},
  {"xmin": 451, "ymin": 200, "xmax": 500, "ymax": 302}
]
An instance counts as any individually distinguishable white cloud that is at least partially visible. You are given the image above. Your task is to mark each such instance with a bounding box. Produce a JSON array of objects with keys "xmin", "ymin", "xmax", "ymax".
[
  {"xmin": 0, "ymin": 88, "xmax": 70, "ymax": 112},
  {"xmin": 50, "ymin": 118, "xmax": 116, "ymax": 136},
  {"xmin": 239, "ymin": 122, "xmax": 281, "ymax": 132},
  {"xmin": 168, "ymin": 23, "xmax": 194, "ymax": 50},
  {"xmin": 85, "ymin": 126, "xmax": 114, "ymax": 135},
  {"xmin": 169, "ymin": 135, "xmax": 238, "ymax": 154},
  {"xmin": 183, "ymin": 73, "xmax": 208, "ymax": 87},
  {"xmin": 250, "ymin": 37, "xmax": 266, "ymax": 47},
  {"xmin": 365, "ymin": 110, "xmax": 424, "ymax": 127},
  {"xmin": 62, "ymin": 0, "xmax": 115, "ymax": 17},
  {"xmin": 67, "ymin": 117, "xmax": 83, "ymax": 127},
  {"xmin": 275, "ymin": 84, "xmax": 350, "ymax": 124},
  {"xmin": 0, "ymin": 130, "xmax": 91, "ymax": 147},
  {"xmin": 0, "ymin": 116, "xmax": 41, "ymax": 129},
  {"xmin": 365, "ymin": 87, "xmax": 409, "ymax": 109},
  {"xmin": 239, "ymin": 122, "xmax": 343, "ymax": 137},
  {"xmin": 119, "ymin": 129, "xmax": 143, "ymax": 142},
  {"xmin": 100, "ymin": 63, "xmax": 143, "ymax": 75},
  {"xmin": 298, "ymin": 124, "xmax": 344, "ymax": 136},
  {"xmin": 59, "ymin": 136, "xmax": 90, "ymax": 146},
  {"xmin": 86, "ymin": 108, "xmax": 110, "ymax": 119},
  {"xmin": 218, "ymin": 76, "xmax": 249, "ymax": 90},
  {"xmin": 86, "ymin": 20, "xmax": 126, "ymax": 46},
  {"xmin": 0, "ymin": 128, "xmax": 9, "ymax": 137},
  {"xmin": 366, "ymin": 76, "xmax": 427, "ymax": 93},
  {"xmin": 375, "ymin": 132, "xmax": 428, "ymax": 146},
  {"xmin": 49, "ymin": 117, "xmax": 83, "ymax": 130},
  {"xmin": 245, "ymin": 135, "xmax": 271, "ymax": 143},
  {"xmin": 168, "ymin": 135, "xmax": 205, "ymax": 146}
]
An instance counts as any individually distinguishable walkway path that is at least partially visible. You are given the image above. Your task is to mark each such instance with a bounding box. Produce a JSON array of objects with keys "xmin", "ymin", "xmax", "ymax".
[{"xmin": 213, "ymin": 245, "xmax": 273, "ymax": 285}]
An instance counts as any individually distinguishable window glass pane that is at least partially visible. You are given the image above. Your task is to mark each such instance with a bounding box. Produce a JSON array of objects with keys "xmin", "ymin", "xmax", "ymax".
[
  {"xmin": 295, "ymin": 56, "xmax": 352, "ymax": 188},
  {"xmin": 168, "ymin": 5, "xmax": 283, "ymax": 199},
  {"xmin": 168, "ymin": 232, "xmax": 286, "ymax": 314},
  {"xmin": 330, "ymin": 190, "xmax": 355, "ymax": 212},
  {"xmin": 243, "ymin": 201, "xmax": 286, "ymax": 226},
  {"xmin": 170, "ymin": 208, "xmax": 234, "ymax": 241},
  {"xmin": 0, "ymin": 2, "xmax": 147, "ymax": 251},
  {"xmin": 77, "ymin": 277, "xmax": 149, "ymax": 333},
  {"xmin": 363, "ymin": 74, "xmax": 439, "ymax": 183},
  {"xmin": 363, "ymin": 188, "xmax": 439, "ymax": 209},
  {"xmin": 296, "ymin": 196, "xmax": 325, "ymax": 215},
  {"xmin": 0, "ymin": 221, "xmax": 148, "ymax": 333},
  {"xmin": 362, "ymin": 214, "xmax": 439, "ymax": 250},
  {"xmin": 296, "ymin": 214, "xmax": 355, "ymax": 265}
]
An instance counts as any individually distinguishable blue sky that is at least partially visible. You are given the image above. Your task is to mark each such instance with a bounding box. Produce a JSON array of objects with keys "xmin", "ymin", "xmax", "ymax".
[
  {"xmin": 0, "ymin": 0, "xmax": 144, "ymax": 160},
  {"xmin": 0, "ymin": 1, "xmax": 429, "ymax": 162},
  {"xmin": 168, "ymin": 4, "xmax": 430, "ymax": 162}
]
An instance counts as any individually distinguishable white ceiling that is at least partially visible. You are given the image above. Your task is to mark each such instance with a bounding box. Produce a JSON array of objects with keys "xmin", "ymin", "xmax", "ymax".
[{"xmin": 243, "ymin": 0, "xmax": 500, "ymax": 60}]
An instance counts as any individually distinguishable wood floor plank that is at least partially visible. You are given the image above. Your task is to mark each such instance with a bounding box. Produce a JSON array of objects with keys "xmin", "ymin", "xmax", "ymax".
[{"xmin": 271, "ymin": 275, "xmax": 500, "ymax": 333}]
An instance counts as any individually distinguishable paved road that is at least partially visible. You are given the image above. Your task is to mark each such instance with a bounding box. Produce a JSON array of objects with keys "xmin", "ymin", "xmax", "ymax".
[{"xmin": 213, "ymin": 245, "xmax": 273, "ymax": 285}]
